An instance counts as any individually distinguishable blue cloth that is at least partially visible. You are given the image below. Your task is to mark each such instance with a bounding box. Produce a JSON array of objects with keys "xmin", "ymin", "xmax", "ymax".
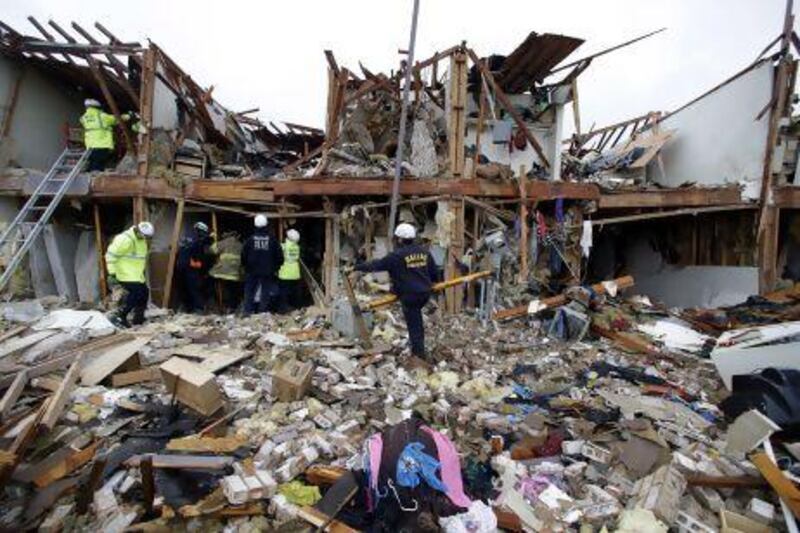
[{"xmin": 396, "ymin": 442, "xmax": 447, "ymax": 492}]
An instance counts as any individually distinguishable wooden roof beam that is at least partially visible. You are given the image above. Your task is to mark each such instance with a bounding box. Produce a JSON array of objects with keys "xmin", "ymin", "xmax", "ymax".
[
  {"xmin": 27, "ymin": 16, "xmax": 74, "ymax": 65},
  {"xmin": 71, "ymin": 21, "xmax": 139, "ymax": 106}
]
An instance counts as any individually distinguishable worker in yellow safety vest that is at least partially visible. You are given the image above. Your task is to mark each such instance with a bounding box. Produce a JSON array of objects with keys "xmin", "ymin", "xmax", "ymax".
[
  {"xmin": 80, "ymin": 98, "xmax": 130, "ymax": 172},
  {"xmin": 278, "ymin": 229, "xmax": 303, "ymax": 313},
  {"xmin": 106, "ymin": 221, "xmax": 154, "ymax": 328}
]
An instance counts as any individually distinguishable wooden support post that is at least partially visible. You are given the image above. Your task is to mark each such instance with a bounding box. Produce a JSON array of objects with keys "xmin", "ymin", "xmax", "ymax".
[
  {"xmin": 448, "ymin": 50, "xmax": 468, "ymax": 178},
  {"xmin": 472, "ymin": 66, "xmax": 488, "ymax": 177},
  {"xmin": 518, "ymin": 165, "xmax": 529, "ymax": 283},
  {"xmin": 0, "ymin": 67, "xmax": 22, "ymax": 140},
  {"xmin": 93, "ymin": 204, "xmax": 108, "ymax": 299},
  {"xmin": 141, "ymin": 455, "xmax": 155, "ymax": 517},
  {"xmin": 211, "ymin": 210, "xmax": 223, "ymax": 310},
  {"xmin": 466, "ymin": 48, "xmax": 550, "ymax": 168},
  {"xmin": 757, "ymin": 4, "xmax": 796, "ymax": 293},
  {"xmin": 571, "ymin": 79, "xmax": 581, "ymax": 136},
  {"xmin": 76, "ymin": 456, "xmax": 106, "ymax": 514},
  {"xmin": 445, "ymin": 199, "xmax": 465, "ymax": 314},
  {"xmin": 138, "ymin": 47, "xmax": 156, "ymax": 178},
  {"xmin": 162, "ymin": 199, "xmax": 185, "ymax": 308},
  {"xmin": 322, "ymin": 200, "xmax": 339, "ymax": 303}
]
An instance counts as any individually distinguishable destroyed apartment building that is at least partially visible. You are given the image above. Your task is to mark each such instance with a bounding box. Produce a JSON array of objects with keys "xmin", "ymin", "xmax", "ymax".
[{"xmin": 0, "ymin": 3, "xmax": 798, "ymax": 532}]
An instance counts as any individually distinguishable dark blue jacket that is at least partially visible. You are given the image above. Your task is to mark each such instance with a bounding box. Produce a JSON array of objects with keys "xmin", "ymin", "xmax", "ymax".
[
  {"xmin": 241, "ymin": 228, "xmax": 283, "ymax": 277},
  {"xmin": 355, "ymin": 243, "xmax": 440, "ymax": 295},
  {"xmin": 177, "ymin": 231, "xmax": 213, "ymax": 273}
]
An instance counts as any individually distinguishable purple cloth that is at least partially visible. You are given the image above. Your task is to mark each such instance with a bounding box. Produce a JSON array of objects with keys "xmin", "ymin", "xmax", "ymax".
[
  {"xmin": 422, "ymin": 426, "xmax": 472, "ymax": 508},
  {"xmin": 367, "ymin": 433, "xmax": 383, "ymax": 511}
]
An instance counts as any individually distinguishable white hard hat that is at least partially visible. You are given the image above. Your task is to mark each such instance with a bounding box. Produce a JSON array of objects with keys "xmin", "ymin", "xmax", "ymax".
[
  {"xmin": 137, "ymin": 221, "xmax": 155, "ymax": 237},
  {"xmin": 84, "ymin": 98, "xmax": 102, "ymax": 108},
  {"xmin": 254, "ymin": 214, "xmax": 268, "ymax": 228},
  {"xmin": 394, "ymin": 223, "xmax": 416, "ymax": 240},
  {"xmin": 287, "ymin": 229, "xmax": 300, "ymax": 242},
  {"xmin": 194, "ymin": 221, "xmax": 209, "ymax": 233}
]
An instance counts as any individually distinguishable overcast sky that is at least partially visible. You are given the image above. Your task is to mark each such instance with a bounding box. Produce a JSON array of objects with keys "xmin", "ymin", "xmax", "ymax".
[{"xmin": 5, "ymin": 0, "xmax": 794, "ymax": 136}]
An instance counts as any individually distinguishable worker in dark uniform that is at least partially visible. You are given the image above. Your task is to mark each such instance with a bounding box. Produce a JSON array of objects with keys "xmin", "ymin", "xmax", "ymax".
[
  {"xmin": 241, "ymin": 214, "xmax": 283, "ymax": 315},
  {"xmin": 354, "ymin": 223, "xmax": 439, "ymax": 358},
  {"xmin": 177, "ymin": 221, "xmax": 214, "ymax": 313}
]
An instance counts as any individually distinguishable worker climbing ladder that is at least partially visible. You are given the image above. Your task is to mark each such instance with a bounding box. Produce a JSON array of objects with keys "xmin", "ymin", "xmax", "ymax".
[{"xmin": 0, "ymin": 148, "xmax": 90, "ymax": 292}]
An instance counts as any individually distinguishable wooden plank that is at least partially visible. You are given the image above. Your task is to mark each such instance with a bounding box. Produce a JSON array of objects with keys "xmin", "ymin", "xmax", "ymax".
[
  {"xmin": 447, "ymin": 51, "xmax": 468, "ymax": 178},
  {"xmin": 0, "ymin": 370, "xmax": 28, "ymax": 420},
  {"xmin": 75, "ymin": 455, "xmax": 106, "ymax": 514},
  {"xmin": 111, "ymin": 366, "xmax": 161, "ymax": 387},
  {"xmin": 591, "ymin": 324, "xmax": 664, "ymax": 358},
  {"xmin": 26, "ymin": 440, "xmax": 101, "ymax": 488},
  {"xmin": 138, "ymin": 47, "xmax": 156, "ymax": 177},
  {"xmin": 171, "ymin": 345, "xmax": 252, "ymax": 374},
  {"xmin": 751, "ymin": 452, "xmax": 800, "ymax": 518},
  {"xmin": 93, "ymin": 203, "xmax": 108, "ymax": 299},
  {"xmin": 0, "ymin": 325, "xmax": 27, "ymax": 345},
  {"xmin": 80, "ymin": 335, "xmax": 149, "ymax": 386},
  {"xmin": 598, "ymin": 188, "xmax": 743, "ymax": 209},
  {"xmin": 166, "ymin": 436, "xmax": 246, "ymax": 453},
  {"xmin": 494, "ymin": 275, "xmax": 635, "ymax": 320},
  {"xmin": 686, "ymin": 474, "xmax": 767, "ymax": 489},
  {"xmin": 518, "ymin": 165, "xmax": 529, "ymax": 283},
  {"xmin": 466, "ymin": 48, "xmax": 550, "ymax": 168},
  {"xmin": 365, "ymin": 270, "xmax": 492, "ymax": 310},
  {"xmin": 296, "ymin": 506, "xmax": 359, "ymax": 533},
  {"xmin": 39, "ymin": 354, "xmax": 83, "ymax": 432},
  {"xmin": 162, "ymin": 199, "xmax": 185, "ymax": 308},
  {"xmin": 0, "ymin": 331, "xmax": 57, "ymax": 360},
  {"xmin": 141, "ymin": 456, "xmax": 155, "ymax": 516},
  {"xmin": 125, "ymin": 454, "xmax": 233, "ymax": 470}
]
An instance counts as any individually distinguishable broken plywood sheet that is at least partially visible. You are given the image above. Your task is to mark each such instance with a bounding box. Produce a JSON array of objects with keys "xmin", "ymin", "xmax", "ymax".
[
  {"xmin": 711, "ymin": 321, "xmax": 800, "ymax": 389},
  {"xmin": 80, "ymin": 335, "xmax": 151, "ymax": 386},
  {"xmin": 171, "ymin": 344, "xmax": 253, "ymax": 374}
]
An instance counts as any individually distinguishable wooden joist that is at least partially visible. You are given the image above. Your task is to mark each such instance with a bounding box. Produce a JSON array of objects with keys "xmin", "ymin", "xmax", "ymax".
[{"xmin": 494, "ymin": 275, "xmax": 635, "ymax": 321}]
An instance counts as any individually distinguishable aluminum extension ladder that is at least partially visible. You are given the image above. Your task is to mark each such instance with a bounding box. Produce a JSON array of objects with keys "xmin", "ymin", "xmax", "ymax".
[{"xmin": 0, "ymin": 147, "xmax": 90, "ymax": 292}]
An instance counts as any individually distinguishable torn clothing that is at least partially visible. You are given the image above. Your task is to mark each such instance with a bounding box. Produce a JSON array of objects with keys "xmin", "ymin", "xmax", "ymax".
[{"xmin": 355, "ymin": 243, "xmax": 439, "ymax": 296}]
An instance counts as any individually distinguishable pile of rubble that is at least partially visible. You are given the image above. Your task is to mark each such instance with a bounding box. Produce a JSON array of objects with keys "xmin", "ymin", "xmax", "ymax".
[{"xmin": 0, "ymin": 283, "xmax": 799, "ymax": 532}]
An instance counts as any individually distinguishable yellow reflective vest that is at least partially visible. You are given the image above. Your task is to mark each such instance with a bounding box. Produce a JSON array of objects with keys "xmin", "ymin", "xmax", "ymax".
[
  {"xmin": 80, "ymin": 107, "xmax": 118, "ymax": 149},
  {"xmin": 105, "ymin": 227, "xmax": 148, "ymax": 283},
  {"xmin": 278, "ymin": 240, "xmax": 301, "ymax": 281}
]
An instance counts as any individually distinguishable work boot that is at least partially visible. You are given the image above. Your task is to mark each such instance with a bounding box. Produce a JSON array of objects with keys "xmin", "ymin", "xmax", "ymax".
[
  {"xmin": 110, "ymin": 314, "xmax": 130, "ymax": 329},
  {"xmin": 131, "ymin": 311, "xmax": 145, "ymax": 326}
]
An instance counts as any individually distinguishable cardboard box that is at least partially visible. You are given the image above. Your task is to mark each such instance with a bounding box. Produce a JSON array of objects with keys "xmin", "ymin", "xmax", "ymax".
[
  {"xmin": 272, "ymin": 360, "xmax": 313, "ymax": 402},
  {"xmin": 160, "ymin": 357, "xmax": 224, "ymax": 416}
]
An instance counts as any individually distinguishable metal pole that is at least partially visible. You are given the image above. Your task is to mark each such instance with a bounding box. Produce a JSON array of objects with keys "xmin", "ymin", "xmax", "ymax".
[{"xmin": 387, "ymin": 0, "xmax": 421, "ymax": 249}]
